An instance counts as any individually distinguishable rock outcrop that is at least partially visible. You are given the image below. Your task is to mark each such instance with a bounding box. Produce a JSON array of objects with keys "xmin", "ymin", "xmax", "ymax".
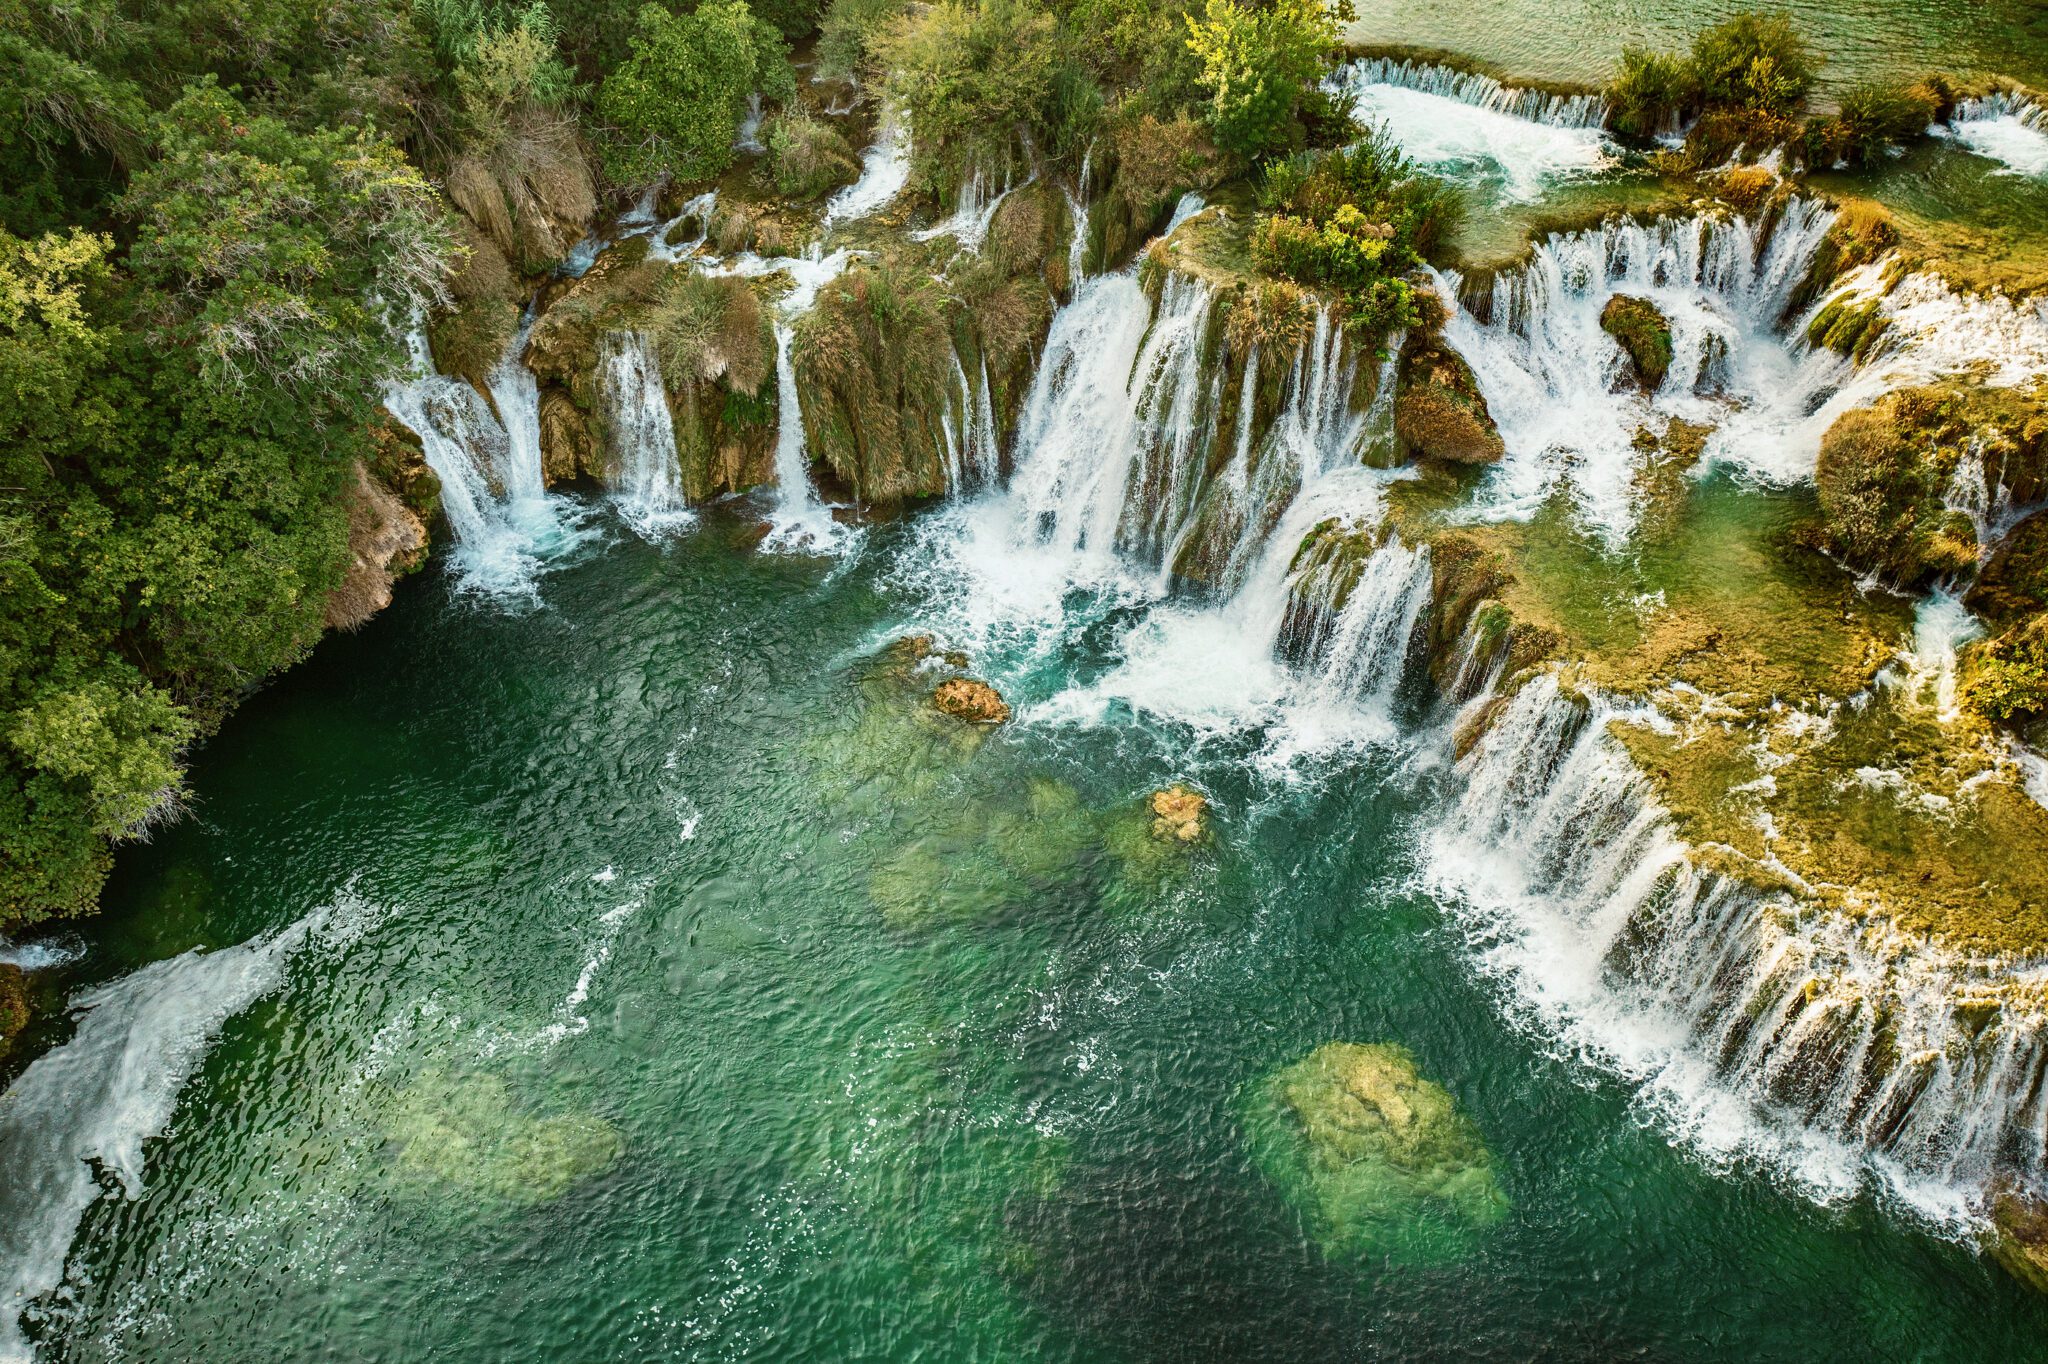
[
  {"xmin": 1395, "ymin": 340, "xmax": 1504, "ymax": 465},
  {"xmin": 324, "ymin": 462, "xmax": 429, "ymax": 632},
  {"xmin": 1599, "ymin": 293, "xmax": 1673, "ymax": 390},
  {"xmin": 933, "ymin": 678, "xmax": 1011, "ymax": 725},
  {"xmin": 1148, "ymin": 785, "xmax": 1207, "ymax": 842}
]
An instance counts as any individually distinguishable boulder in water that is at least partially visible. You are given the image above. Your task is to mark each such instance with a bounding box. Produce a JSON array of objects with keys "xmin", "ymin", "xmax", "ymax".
[
  {"xmin": 1599, "ymin": 294, "xmax": 1673, "ymax": 391},
  {"xmin": 1149, "ymin": 784, "xmax": 1207, "ymax": 842},
  {"xmin": 933, "ymin": 677, "xmax": 1011, "ymax": 725},
  {"xmin": 1990, "ymin": 1182, "xmax": 2048, "ymax": 1295},
  {"xmin": 1245, "ymin": 1041, "xmax": 1507, "ymax": 1264},
  {"xmin": 1395, "ymin": 341, "xmax": 1504, "ymax": 465}
]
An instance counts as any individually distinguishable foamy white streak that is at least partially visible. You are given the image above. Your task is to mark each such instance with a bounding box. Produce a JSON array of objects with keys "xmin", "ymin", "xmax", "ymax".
[
  {"xmin": 1940, "ymin": 92, "xmax": 2048, "ymax": 178},
  {"xmin": 824, "ymin": 108, "xmax": 911, "ymax": 227},
  {"xmin": 0, "ymin": 914, "xmax": 323, "ymax": 1363},
  {"xmin": 599, "ymin": 331, "xmax": 693, "ymax": 539}
]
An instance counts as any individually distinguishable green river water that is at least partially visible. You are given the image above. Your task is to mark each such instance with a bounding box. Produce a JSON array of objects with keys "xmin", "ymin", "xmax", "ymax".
[
  {"xmin": 1346, "ymin": 0, "xmax": 2048, "ymax": 93},
  {"xmin": 8, "ymin": 501, "xmax": 2047, "ymax": 1361}
]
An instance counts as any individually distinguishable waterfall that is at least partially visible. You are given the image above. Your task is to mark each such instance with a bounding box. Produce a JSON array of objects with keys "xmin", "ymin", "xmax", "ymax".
[
  {"xmin": 1945, "ymin": 437, "xmax": 2035, "ymax": 549},
  {"xmin": 1428, "ymin": 672, "xmax": 2048, "ymax": 1230},
  {"xmin": 1327, "ymin": 59, "xmax": 1613, "ymax": 202},
  {"xmin": 1332, "ymin": 58, "xmax": 1608, "ymax": 129},
  {"xmin": 383, "ymin": 322, "xmax": 585, "ymax": 598},
  {"xmin": 1433, "ymin": 200, "xmax": 1840, "ymax": 544},
  {"xmin": 708, "ymin": 247, "xmax": 856, "ymax": 550},
  {"xmin": 913, "ymin": 168, "xmax": 1025, "ymax": 253},
  {"xmin": 1006, "ymin": 268, "xmax": 1217, "ymax": 574},
  {"xmin": 1291, "ymin": 535, "xmax": 1434, "ymax": 707},
  {"xmin": 1064, "ymin": 146, "xmax": 1093, "ymax": 290},
  {"xmin": 941, "ymin": 349, "xmax": 1000, "ymax": 492},
  {"xmin": 599, "ymin": 331, "xmax": 692, "ymax": 537},
  {"xmin": 1901, "ymin": 589, "xmax": 1985, "ymax": 722},
  {"xmin": 824, "ymin": 108, "xmax": 911, "ymax": 227},
  {"xmin": 0, "ymin": 914, "xmax": 321, "ymax": 1362},
  {"xmin": 734, "ymin": 92, "xmax": 765, "ymax": 154},
  {"xmin": 1939, "ymin": 91, "xmax": 2048, "ymax": 178}
]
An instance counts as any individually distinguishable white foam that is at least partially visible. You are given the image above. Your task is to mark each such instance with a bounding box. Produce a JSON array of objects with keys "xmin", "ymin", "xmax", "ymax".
[
  {"xmin": 0, "ymin": 912, "xmax": 328, "ymax": 1362},
  {"xmin": 823, "ymin": 108, "xmax": 911, "ymax": 228},
  {"xmin": 1940, "ymin": 92, "xmax": 2048, "ymax": 178},
  {"xmin": 1329, "ymin": 59, "xmax": 1614, "ymax": 201}
]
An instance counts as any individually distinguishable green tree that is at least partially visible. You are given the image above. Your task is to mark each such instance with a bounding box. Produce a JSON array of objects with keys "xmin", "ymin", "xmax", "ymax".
[
  {"xmin": 1182, "ymin": 0, "xmax": 1347, "ymax": 160},
  {"xmin": 598, "ymin": 1, "xmax": 793, "ymax": 185}
]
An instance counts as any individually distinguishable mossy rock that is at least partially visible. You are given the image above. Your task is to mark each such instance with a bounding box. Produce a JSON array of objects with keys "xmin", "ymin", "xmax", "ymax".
[
  {"xmin": 382, "ymin": 1069, "xmax": 622, "ymax": 1205},
  {"xmin": 1818, "ymin": 384, "xmax": 2048, "ymax": 586},
  {"xmin": 1244, "ymin": 1041, "xmax": 1508, "ymax": 1265},
  {"xmin": 1599, "ymin": 294, "xmax": 1673, "ymax": 391},
  {"xmin": 1990, "ymin": 1184, "xmax": 2048, "ymax": 1295},
  {"xmin": 1395, "ymin": 341, "xmax": 1504, "ymax": 465},
  {"xmin": 0, "ymin": 963, "xmax": 26, "ymax": 1059}
]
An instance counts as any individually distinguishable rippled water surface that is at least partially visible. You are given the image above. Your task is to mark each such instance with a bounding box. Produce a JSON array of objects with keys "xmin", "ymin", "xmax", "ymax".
[
  {"xmin": 1347, "ymin": 0, "xmax": 2048, "ymax": 93},
  {"xmin": 5, "ymin": 503, "xmax": 2044, "ymax": 1361}
]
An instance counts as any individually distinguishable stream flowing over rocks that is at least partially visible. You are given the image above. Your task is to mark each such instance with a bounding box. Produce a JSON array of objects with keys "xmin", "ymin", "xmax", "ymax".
[{"xmin": 10, "ymin": 33, "xmax": 2048, "ymax": 1363}]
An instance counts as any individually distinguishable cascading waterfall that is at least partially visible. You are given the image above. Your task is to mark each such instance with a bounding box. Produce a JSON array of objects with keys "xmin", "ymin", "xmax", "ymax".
[
  {"xmin": 1006, "ymin": 267, "xmax": 1218, "ymax": 574},
  {"xmin": 941, "ymin": 349, "xmax": 1001, "ymax": 492},
  {"xmin": 913, "ymin": 168, "xmax": 1027, "ymax": 254},
  {"xmin": 1291, "ymin": 535, "xmax": 1434, "ymax": 707},
  {"xmin": 1064, "ymin": 146, "xmax": 1093, "ymax": 290},
  {"xmin": 824, "ymin": 108, "xmax": 911, "ymax": 227},
  {"xmin": 382, "ymin": 322, "xmax": 584, "ymax": 597},
  {"xmin": 0, "ymin": 913, "xmax": 324, "ymax": 1363},
  {"xmin": 1945, "ymin": 438, "xmax": 2036, "ymax": 549},
  {"xmin": 599, "ymin": 331, "xmax": 691, "ymax": 537},
  {"xmin": 1428, "ymin": 672, "xmax": 2048, "ymax": 1231},
  {"xmin": 1327, "ymin": 58, "xmax": 1613, "ymax": 202},
  {"xmin": 1939, "ymin": 91, "xmax": 2048, "ymax": 178},
  {"xmin": 1332, "ymin": 58, "xmax": 1608, "ymax": 128},
  {"xmin": 1433, "ymin": 199, "xmax": 1841, "ymax": 543}
]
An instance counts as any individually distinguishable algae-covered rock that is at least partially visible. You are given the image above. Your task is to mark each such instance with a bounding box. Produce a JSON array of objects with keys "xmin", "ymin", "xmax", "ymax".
[
  {"xmin": 0, "ymin": 963, "xmax": 26, "ymax": 1058},
  {"xmin": 1244, "ymin": 1041, "xmax": 1507, "ymax": 1264},
  {"xmin": 1989, "ymin": 1182, "xmax": 2048, "ymax": 1295},
  {"xmin": 1395, "ymin": 341, "xmax": 1504, "ymax": 465},
  {"xmin": 1817, "ymin": 384, "xmax": 2048, "ymax": 586},
  {"xmin": 1599, "ymin": 294, "xmax": 1673, "ymax": 391},
  {"xmin": 1149, "ymin": 784, "xmax": 1207, "ymax": 842},
  {"xmin": 383, "ymin": 1069, "xmax": 621, "ymax": 1205},
  {"xmin": 934, "ymin": 677, "xmax": 1011, "ymax": 725}
]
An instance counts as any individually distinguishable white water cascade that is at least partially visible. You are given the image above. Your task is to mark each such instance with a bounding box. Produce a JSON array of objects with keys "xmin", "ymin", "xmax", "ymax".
[
  {"xmin": 382, "ymin": 322, "xmax": 586, "ymax": 598},
  {"xmin": 824, "ymin": 108, "xmax": 912, "ymax": 228},
  {"xmin": 1433, "ymin": 199, "xmax": 1841, "ymax": 543},
  {"xmin": 941, "ymin": 349, "xmax": 1001, "ymax": 492},
  {"xmin": 0, "ymin": 916, "xmax": 321, "ymax": 1363},
  {"xmin": 599, "ymin": 331, "xmax": 692, "ymax": 537},
  {"xmin": 1939, "ymin": 91, "xmax": 2048, "ymax": 179},
  {"xmin": 1064, "ymin": 146, "xmax": 1093, "ymax": 290},
  {"xmin": 913, "ymin": 168, "xmax": 1027, "ymax": 254},
  {"xmin": 1428, "ymin": 671, "xmax": 2048, "ymax": 1232},
  {"xmin": 1328, "ymin": 58, "xmax": 1613, "ymax": 201}
]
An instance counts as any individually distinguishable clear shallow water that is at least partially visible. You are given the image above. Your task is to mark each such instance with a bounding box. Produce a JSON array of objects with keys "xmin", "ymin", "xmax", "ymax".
[
  {"xmin": 1347, "ymin": 0, "xmax": 2048, "ymax": 94},
  {"xmin": 7, "ymin": 503, "xmax": 2047, "ymax": 1361}
]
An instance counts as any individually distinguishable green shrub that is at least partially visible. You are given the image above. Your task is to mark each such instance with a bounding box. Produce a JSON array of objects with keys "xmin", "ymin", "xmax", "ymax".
[
  {"xmin": 767, "ymin": 111, "xmax": 861, "ymax": 200},
  {"xmin": 1970, "ymin": 624, "xmax": 2048, "ymax": 723},
  {"xmin": 870, "ymin": 0, "xmax": 1058, "ymax": 192},
  {"xmin": 1805, "ymin": 81, "xmax": 1938, "ymax": 166},
  {"xmin": 816, "ymin": 0, "xmax": 905, "ymax": 79},
  {"xmin": 1606, "ymin": 46, "xmax": 1695, "ymax": 141},
  {"xmin": 1688, "ymin": 11, "xmax": 1816, "ymax": 115},
  {"xmin": 1182, "ymin": 0, "xmax": 1347, "ymax": 161},
  {"xmin": 597, "ymin": 0, "xmax": 795, "ymax": 185}
]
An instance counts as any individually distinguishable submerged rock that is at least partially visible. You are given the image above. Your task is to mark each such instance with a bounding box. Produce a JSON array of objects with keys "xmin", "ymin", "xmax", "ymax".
[
  {"xmin": 1245, "ymin": 1041, "xmax": 1507, "ymax": 1264},
  {"xmin": 1149, "ymin": 784, "xmax": 1207, "ymax": 842},
  {"xmin": 933, "ymin": 677, "xmax": 1011, "ymax": 725},
  {"xmin": 1990, "ymin": 1183, "xmax": 2048, "ymax": 1295},
  {"xmin": 1599, "ymin": 294, "xmax": 1673, "ymax": 391},
  {"xmin": 383, "ymin": 1069, "xmax": 621, "ymax": 1205},
  {"xmin": 1395, "ymin": 341, "xmax": 1504, "ymax": 465}
]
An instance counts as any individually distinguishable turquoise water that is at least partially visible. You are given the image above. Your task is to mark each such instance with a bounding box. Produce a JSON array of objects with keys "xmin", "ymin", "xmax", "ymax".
[
  {"xmin": 1347, "ymin": 0, "xmax": 2048, "ymax": 94},
  {"xmin": 8, "ymin": 502, "xmax": 2047, "ymax": 1361}
]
